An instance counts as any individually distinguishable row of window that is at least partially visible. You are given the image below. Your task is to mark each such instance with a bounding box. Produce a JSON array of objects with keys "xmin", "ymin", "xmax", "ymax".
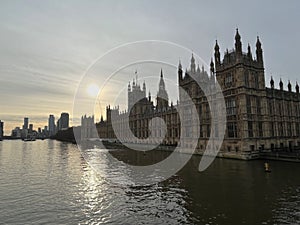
[{"xmin": 224, "ymin": 71, "xmax": 260, "ymax": 89}]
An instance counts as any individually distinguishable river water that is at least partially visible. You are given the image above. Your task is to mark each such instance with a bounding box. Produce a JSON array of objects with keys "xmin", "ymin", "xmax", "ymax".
[{"xmin": 0, "ymin": 140, "xmax": 299, "ymax": 224}]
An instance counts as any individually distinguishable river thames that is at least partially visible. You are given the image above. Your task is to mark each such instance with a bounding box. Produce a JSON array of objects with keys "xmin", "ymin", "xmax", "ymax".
[{"xmin": 0, "ymin": 140, "xmax": 299, "ymax": 224}]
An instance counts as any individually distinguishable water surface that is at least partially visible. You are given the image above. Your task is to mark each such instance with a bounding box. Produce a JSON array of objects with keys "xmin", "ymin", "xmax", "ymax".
[{"xmin": 0, "ymin": 140, "xmax": 299, "ymax": 224}]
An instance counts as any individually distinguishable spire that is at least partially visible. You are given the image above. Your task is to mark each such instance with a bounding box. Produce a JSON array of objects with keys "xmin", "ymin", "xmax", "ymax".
[
  {"xmin": 197, "ymin": 64, "xmax": 200, "ymax": 73},
  {"xmin": 159, "ymin": 69, "xmax": 165, "ymax": 90},
  {"xmin": 247, "ymin": 43, "xmax": 252, "ymax": 59},
  {"xmin": 178, "ymin": 59, "xmax": 182, "ymax": 70},
  {"xmin": 191, "ymin": 53, "xmax": 195, "ymax": 63},
  {"xmin": 235, "ymin": 28, "xmax": 241, "ymax": 41},
  {"xmin": 143, "ymin": 81, "xmax": 146, "ymax": 92},
  {"xmin": 157, "ymin": 69, "xmax": 169, "ymax": 110},
  {"xmin": 288, "ymin": 80, "xmax": 292, "ymax": 92},
  {"xmin": 270, "ymin": 76, "xmax": 274, "ymax": 89},
  {"xmin": 235, "ymin": 28, "xmax": 242, "ymax": 54},
  {"xmin": 214, "ymin": 40, "xmax": 220, "ymax": 51},
  {"xmin": 296, "ymin": 82, "xmax": 299, "ymax": 93},
  {"xmin": 256, "ymin": 36, "xmax": 261, "ymax": 49},
  {"xmin": 178, "ymin": 60, "xmax": 183, "ymax": 81},
  {"xmin": 214, "ymin": 40, "xmax": 221, "ymax": 65},
  {"xmin": 256, "ymin": 36, "xmax": 263, "ymax": 65},
  {"xmin": 210, "ymin": 58, "xmax": 215, "ymax": 75},
  {"xmin": 191, "ymin": 53, "xmax": 196, "ymax": 72},
  {"xmin": 279, "ymin": 78, "xmax": 283, "ymax": 90}
]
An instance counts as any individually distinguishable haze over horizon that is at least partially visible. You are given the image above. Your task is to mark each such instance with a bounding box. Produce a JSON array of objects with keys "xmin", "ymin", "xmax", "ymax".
[{"xmin": 1, "ymin": 0, "xmax": 300, "ymax": 135}]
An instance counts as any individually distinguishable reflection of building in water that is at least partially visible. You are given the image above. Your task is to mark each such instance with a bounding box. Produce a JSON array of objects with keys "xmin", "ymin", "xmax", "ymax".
[{"xmin": 97, "ymin": 29, "xmax": 300, "ymax": 159}]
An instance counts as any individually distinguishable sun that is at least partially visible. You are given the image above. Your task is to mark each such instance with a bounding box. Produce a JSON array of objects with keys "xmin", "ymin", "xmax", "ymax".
[{"xmin": 87, "ymin": 84, "xmax": 100, "ymax": 97}]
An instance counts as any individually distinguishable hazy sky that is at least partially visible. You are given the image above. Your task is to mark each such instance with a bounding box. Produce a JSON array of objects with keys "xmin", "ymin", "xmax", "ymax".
[{"xmin": 1, "ymin": 0, "xmax": 300, "ymax": 134}]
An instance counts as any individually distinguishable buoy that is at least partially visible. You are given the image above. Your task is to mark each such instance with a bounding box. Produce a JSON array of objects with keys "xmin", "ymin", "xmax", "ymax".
[{"xmin": 264, "ymin": 162, "xmax": 271, "ymax": 172}]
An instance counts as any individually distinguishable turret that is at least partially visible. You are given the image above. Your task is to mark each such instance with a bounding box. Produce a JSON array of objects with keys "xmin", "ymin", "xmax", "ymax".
[
  {"xmin": 288, "ymin": 80, "xmax": 292, "ymax": 92},
  {"xmin": 270, "ymin": 76, "xmax": 274, "ymax": 89},
  {"xmin": 296, "ymin": 82, "xmax": 299, "ymax": 93},
  {"xmin": 197, "ymin": 64, "xmax": 200, "ymax": 73},
  {"xmin": 185, "ymin": 68, "xmax": 189, "ymax": 79},
  {"xmin": 178, "ymin": 60, "xmax": 183, "ymax": 81},
  {"xmin": 190, "ymin": 53, "xmax": 196, "ymax": 73},
  {"xmin": 247, "ymin": 44, "xmax": 252, "ymax": 59},
  {"xmin": 235, "ymin": 28, "xmax": 242, "ymax": 55},
  {"xmin": 128, "ymin": 82, "xmax": 131, "ymax": 92},
  {"xmin": 279, "ymin": 79, "xmax": 283, "ymax": 91},
  {"xmin": 210, "ymin": 58, "xmax": 215, "ymax": 75},
  {"xmin": 214, "ymin": 40, "xmax": 221, "ymax": 65},
  {"xmin": 256, "ymin": 36, "xmax": 263, "ymax": 65}
]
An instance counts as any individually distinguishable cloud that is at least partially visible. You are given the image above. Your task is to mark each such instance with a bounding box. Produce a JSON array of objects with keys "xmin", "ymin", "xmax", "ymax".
[{"xmin": 0, "ymin": 0, "xmax": 300, "ymax": 135}]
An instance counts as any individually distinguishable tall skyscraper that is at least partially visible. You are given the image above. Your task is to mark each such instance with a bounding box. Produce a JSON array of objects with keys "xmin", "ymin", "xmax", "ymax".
[
  {"xmin": 23, "ymin": 117, "xmax": 29, "ymax": 130},
  {"xmin": 0, "ymin": 120, "xmax": 4, "ymax": 139},
  {"xmin": 60, "ymin": 112, "xmax": 69, "ymax": 130},
  {"xmin": 48, "ymin": 115, "xmax": 56, "ymax": 136}
]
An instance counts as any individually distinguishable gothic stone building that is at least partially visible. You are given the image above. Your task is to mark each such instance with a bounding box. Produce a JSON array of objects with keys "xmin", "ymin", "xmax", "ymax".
[{"xmin": 97, "ymin": 29, "xmax": 300, "ymax": 159}]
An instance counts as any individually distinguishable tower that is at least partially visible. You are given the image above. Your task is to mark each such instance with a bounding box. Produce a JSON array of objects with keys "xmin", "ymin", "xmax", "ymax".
[
  {"xmin": 127, "ymin": 71, "xmax": 146, "ymax": 111},
  {"xmin": 214, "ymin": 29, "xmax": 266, "ymax": 150},
  {"xmin": 156, "ymin": 69, "xmax": 169, "ymax": 110},
  {"xmin": 23, "ymin": 117, "xmax": 29, "ymax": 130},
  {"xmin": 60, "ymin": 112, "xmax": 69, "ymax": 130},
  {"xmin": 48, "ymin": 115, "xmax": 56, "ymax": 136}
]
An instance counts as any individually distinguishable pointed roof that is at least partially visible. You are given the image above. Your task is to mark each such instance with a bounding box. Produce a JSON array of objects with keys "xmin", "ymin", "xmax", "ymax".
[
  {"xmin": 256, "ymin": 36, "xmax": 261, "ymax": 48},
  {"xmin": 214, "ymin": 40, "xmax": 220, "ymax": 51},
  {"xmin": 235, "ymin": 28, "xmax": 241, "ymax": 41},
  {"xmin": 178, "ymin": 59, "xmax": 182, "ymax": 70}
]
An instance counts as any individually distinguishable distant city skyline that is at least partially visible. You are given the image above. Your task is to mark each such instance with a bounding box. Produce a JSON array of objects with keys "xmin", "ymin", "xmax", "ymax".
[
  {"xmin": 9, "ymin": 112, "xmax": 69, "ymax": 138},
  {"xmin": 1, "ymin": 0, "xmax": 300, "ymax": 134}
]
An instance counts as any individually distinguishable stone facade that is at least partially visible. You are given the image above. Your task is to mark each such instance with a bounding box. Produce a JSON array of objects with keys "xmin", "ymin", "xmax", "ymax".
[{"xmin": 96, "ymin": 29, "xmax": 300, "ymax": 159}]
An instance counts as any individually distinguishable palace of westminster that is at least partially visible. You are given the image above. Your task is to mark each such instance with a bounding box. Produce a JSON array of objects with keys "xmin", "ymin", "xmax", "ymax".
[{"xmin": 91, "ymin": 29, "xmax": 300, "ymax": 159}]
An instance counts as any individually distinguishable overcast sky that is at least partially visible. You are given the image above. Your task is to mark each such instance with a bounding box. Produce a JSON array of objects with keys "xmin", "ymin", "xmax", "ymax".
[{"xmin": 1, "ymin": 0, "xmax": 300, "ymax": 134}]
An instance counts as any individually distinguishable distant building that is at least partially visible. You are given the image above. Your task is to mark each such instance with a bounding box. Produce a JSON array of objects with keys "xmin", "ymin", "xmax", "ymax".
[
  {"xmin": 60, "ymin": 113, "xmax": 69, "ymax": 130},
  {"xmin": 42, "ymin": 126, "xmax": 49, "ymax": 137},
  {"xmin": 0, "ymin": 120, "xmax": 4, "ymax": 139},
  {"xmin": 29, "ymin": 124, "xmax": 33, "ymax": 133},
  {"xmin": 23, "ymin": 117, "xmax": 29, "ymax": 130},
  {"xmin": 48, "ymin": 115, "xmax": 56, "ymax": 136},
  {"xmin": 81, "ymin": 115, "xmax": 97, "ymax": 141},
  {"xmin": 11, "ymin": 127, "xmax": 22, "ymax": 138}
]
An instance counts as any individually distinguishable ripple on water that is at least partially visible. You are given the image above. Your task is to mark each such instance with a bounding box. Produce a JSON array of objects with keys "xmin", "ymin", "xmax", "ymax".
[{"xmin": 0, "ymin": 140, "xmax": 300, "ymax": 225}]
